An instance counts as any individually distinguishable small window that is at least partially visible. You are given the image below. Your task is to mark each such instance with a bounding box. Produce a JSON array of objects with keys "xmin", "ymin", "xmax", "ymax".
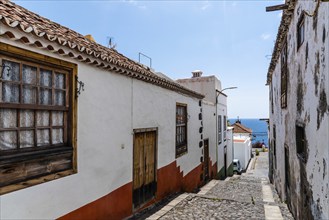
[
  {"xmin": 218, "ymin": 115, "xmax": 222, "ymax": 144},
  {"xmin": 297, "ymin": 15, "xmax": 305, "ymax": 49},
  {"xmin": 296, "ymin": 124, "xmax": 306, "ymax": 161},
  {"xmin": 223, "ymin": 116, "xmax": 227, "ymax": 141},
  {"xmin": 176, "ymin": 103, "xmax": 187, "ymax": 157},
  {"xmin": 0, "ymin": 44, "xmax": 77, "ymax": 195},
  {"xmin": 281, "ymin": 42, "xmax": 288, "ymax": 108}
]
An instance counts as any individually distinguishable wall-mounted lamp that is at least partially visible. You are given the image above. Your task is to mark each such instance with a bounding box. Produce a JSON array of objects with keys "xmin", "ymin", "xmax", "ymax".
[
  {"xmin": 0, "ymin": 64, "xmax": 11, "ymax": 79},
  {"xmin": 220, "ymin": 87, "xmax": 238, "ymax": 93},
  {"xmin": 216, "ymin": 87, "xmax": 238, "ymax": 103},
  {"xmin": 76, "ymin": 76, "xmax": 85, "ymax": 98}
]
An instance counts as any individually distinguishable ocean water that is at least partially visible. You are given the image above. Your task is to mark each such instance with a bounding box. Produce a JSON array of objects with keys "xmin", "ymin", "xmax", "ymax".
[{"xmin": 228, "ymin": 118, "xmax": 268, "ymax": 147}]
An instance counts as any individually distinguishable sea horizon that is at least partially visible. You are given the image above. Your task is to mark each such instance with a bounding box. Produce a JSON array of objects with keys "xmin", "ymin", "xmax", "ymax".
[{"xmin": 228, "ymin": 118, "xmax": 269, "ymax": 147}]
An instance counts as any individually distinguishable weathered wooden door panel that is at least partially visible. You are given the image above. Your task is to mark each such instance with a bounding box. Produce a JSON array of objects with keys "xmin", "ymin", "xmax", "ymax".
[{"xmin": 133, "ymin": 130, "xmax": 157, "ymax": 208}]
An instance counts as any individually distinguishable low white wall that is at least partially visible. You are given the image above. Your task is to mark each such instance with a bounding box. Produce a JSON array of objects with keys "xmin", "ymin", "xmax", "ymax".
[{"xmin": 233, "ymin": 138, "xmax": 251, "ymax": 170}]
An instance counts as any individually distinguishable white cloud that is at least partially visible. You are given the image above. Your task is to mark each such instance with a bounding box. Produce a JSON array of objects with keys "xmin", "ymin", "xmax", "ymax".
[
  {"xmin": 231, "ymin": 2, "xmax": 237, "ymax": 7},
  {"xmin": 201, "ymin": 1, "xmax": 210, "ymax": 10},
  {"xmin": 124, "ymin": 0, "xmax": 147, "ymax": 10},
  {"xmin": 261, "ymin": 33, "xmax": 271, "ymax": 40}
]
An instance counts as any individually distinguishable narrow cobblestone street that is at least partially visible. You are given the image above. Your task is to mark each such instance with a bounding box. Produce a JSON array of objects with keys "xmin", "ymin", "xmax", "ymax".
[{"xmin": 132, "ymin": 152, "xmax": 294, "ymax": 220}]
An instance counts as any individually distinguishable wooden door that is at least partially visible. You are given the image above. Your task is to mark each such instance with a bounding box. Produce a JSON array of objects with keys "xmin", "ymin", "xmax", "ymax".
[
  {"xmin": 204, "ymin": 139, "xmax": 209, "ymax": 181},
  {"xmin": 133, "ymin": 130, "xmax": 157, "ymax": 208}
]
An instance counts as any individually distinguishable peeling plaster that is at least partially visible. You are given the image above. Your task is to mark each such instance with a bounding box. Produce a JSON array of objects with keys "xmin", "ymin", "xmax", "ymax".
[
  {"xmin": 297, "ymin": 65, "xmax": 304, "ymax": 114},
  {"xmin": 316, "ymin": 88, "xmax": 327, "ymax": 130},
  {"xmin": 313, "ymin": 12, "xmax": 318, "ymax": 40},
  {"xmin": 269, "ymin": 1, "xmax": 328, "ymax": 219},
  {"xmin": 323, "ymin": 159, "xmax": 327, "ymax": 180},
  {"xmin": 305, "ymin": 42, "xmax": 309, "ymax": 70},
  {"xmin": 314, "ymin": 51, "xmax": 320, "ymax": 96}
]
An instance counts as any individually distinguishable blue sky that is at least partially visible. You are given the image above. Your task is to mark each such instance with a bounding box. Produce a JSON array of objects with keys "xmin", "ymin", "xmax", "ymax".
[{"xmin": 14, "ymin": 0, "xmax": 282, "ymax": 118}]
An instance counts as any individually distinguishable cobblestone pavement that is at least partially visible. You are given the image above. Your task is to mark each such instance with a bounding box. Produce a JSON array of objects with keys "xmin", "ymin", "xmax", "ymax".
[{"xmin": 134, "ymin": 152, "xmax": 294, "ymax": 220}]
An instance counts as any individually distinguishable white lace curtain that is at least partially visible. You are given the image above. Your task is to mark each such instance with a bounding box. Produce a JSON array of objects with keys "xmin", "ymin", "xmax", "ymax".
[{"xmin": 0, "ymin": 60, "xmax": 65, "ymax": 150}]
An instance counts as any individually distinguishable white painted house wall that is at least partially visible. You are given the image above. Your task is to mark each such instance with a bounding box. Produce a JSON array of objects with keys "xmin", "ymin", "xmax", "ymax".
[
  {"xmin": 0, "ymin": 29, "xmax": 203, "ymax": 219},
  {"xmin": 202, "ymin": 101, "xmax": 217, "ymax": 170},
  {"xmin": 226, "ymin": 127, "xmax": 234, "ymax": 172},
  {"xmin": 233, "ymin": 133, "xmax": 251, "ymax": 139},
  {"xmin": 268, "ymin": 1, "xmax": 329, "ymax": 219},
  {"xmin": 177, "ymin": 75, "xmax": 229, "ymax": 178},
  {"xmin": 233, "ymin": 137, "xmax": 251, "ymax": 170},
  {"xmin": 217, "ymin": 93, "xmax": 228, "ymax": 176}
]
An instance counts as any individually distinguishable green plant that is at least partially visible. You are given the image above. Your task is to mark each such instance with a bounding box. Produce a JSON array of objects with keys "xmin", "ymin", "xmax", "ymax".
[
  {"xmin": 255, "ymin": 149, "xmax": 259, "ymax": 156},
  {"xmin": 262, "ymin": 147, "xmax": 266, "ymax": 152}
]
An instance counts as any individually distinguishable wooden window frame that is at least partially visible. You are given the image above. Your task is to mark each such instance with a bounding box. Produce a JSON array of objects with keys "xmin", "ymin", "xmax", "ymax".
[
  {"xmin": 176, "ymin": 103, "xmax": 187, "ymax": 158},
  {"xmin": 281, "ymin": 42, "xmax": 288, "ymax": 108},
  {"xmin": 297, "ymin": 14, "xmax": 305, "ymax": 50},
  {"xmin": 0, "ymin": 43, "xmax": 77, "ymax": 195}
]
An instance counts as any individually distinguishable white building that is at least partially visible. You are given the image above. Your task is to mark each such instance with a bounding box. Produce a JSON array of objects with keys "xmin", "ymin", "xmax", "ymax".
[
  {"xmin": 267, "ymin": 0, "xmax": 329, "ymax": 219},
  {"xmin": 0, "ymin": 1, "xmax": 229, "ymax": 219},
  {"xmin": 231, "ymin": 121, "xmax": 252, "ymax": 170},
  {"xmin": 233, "ymin": 138, "xmax": 252, "ymax": 170},
  {"xmin": 177, "ymin": 72, "xmax": 232, "ymax": 179}
]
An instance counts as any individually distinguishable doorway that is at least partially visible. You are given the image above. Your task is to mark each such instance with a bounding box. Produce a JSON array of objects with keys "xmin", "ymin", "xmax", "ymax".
[{"xmin": 133, "ymin": 129, "xmax": 157, "ymax": 209}]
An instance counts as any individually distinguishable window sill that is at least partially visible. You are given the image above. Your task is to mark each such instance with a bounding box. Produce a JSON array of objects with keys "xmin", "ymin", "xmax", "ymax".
[
  {"xmin": 0, "ymin": 169, "xmax": 76, "ymax": 195},
  {"xmin": 0, "ymin": 146, "xmax": 74, "ymax": 195}
]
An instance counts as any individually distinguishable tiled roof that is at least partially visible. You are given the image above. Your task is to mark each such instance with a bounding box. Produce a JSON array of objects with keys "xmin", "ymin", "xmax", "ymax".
[
  {"xmin": 231, "ymin": 123, "xmax": 252, "ymax": 134},
  {"xmin": 0, "ymin": 0, "xmax": 204, "ymax": 99},
  {"xmin": 266, "ymin": 0, "xmax": 296, "ymax": 85}
]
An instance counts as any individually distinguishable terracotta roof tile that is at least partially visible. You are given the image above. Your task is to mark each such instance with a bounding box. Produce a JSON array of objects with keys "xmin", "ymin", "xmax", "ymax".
[
  {"xmin": 232, "ymin": 123, "xmax": 252, "ymax": 134},
  {"xmin": 266, "ymin": 0, "xmax": 295, "ymax": 85},
  {"xmin": 0, "ymin": 0, "xmax": 204, "ymax": 99}
]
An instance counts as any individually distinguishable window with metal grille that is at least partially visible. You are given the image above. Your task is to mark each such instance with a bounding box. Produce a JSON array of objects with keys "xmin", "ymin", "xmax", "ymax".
[
  {"xmin": 176, "ymin": 103, "xmax": 187, "ymax": 157},
  {"xmin": 0, "ymin": 45, "xmax": 77, "ymax": 194},
  {"xmin": 281, "ymin": 42, "xmax": 288, "ymax": 108}
]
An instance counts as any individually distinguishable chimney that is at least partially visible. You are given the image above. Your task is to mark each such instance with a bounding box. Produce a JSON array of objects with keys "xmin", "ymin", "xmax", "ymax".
[
  {"xmin": 192, "ymin": 70, "xmax": 203, "ymax": 78},
  {"xmin": 84, "ymin": 34, "xmax": 96, "ymax": 43}
]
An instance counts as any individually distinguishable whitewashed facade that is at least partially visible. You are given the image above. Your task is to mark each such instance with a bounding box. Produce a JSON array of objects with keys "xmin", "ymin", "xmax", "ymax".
[
  {"xmin": 0, "ymin": 1, "xmax": 225, "ymax": 219},
  {"xmin": 267, "ymin": 1, "xmax": 329, "ymax": 219},
  {"xmin": 177, "ymin": 74, "xmax": 233, "ymax": 178},
  {"xmin": 233, "ymin": 137, "xmax": 252, "ymax": 170}
]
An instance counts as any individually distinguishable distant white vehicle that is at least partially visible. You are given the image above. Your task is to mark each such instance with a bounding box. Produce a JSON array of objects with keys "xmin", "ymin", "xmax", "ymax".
[{"xmin": 233, "ymin": 159, "xmax": 242, "ymax": 175}]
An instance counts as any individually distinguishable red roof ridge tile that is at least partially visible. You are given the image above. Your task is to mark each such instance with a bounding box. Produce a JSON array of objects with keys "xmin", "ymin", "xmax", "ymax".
[{"xmin": 232, "ymin": 123, "xmax": 252, "ymax": 134}]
